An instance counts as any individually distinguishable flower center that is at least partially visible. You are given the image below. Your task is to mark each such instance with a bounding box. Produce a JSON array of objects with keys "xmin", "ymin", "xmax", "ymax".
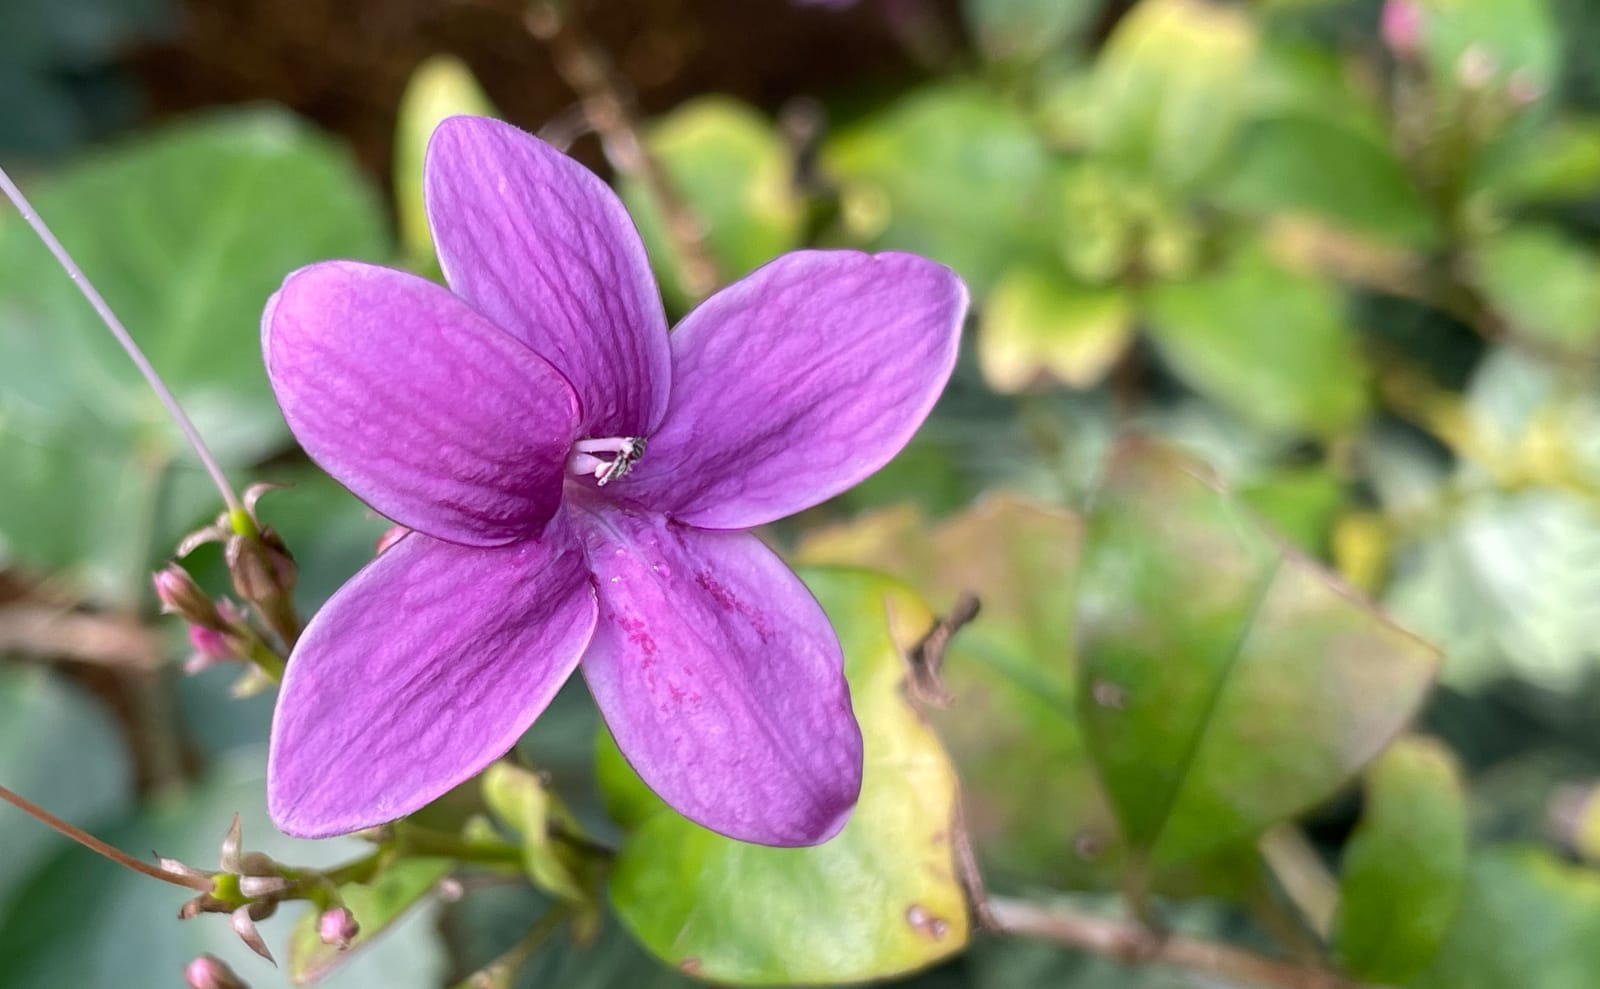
[{"xmin": 567, "ymin": 436, "xmax": 647, "ymax": 486}]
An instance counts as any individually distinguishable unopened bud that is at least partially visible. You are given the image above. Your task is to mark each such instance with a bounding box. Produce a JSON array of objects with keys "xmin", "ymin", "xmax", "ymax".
[
  {"xmin": 154, "ymin": 566, "xmax": 224, "ymax": 630},
  {"xmin": 184, "ymin": 626, "xmax": 235, "ymax": 674},
  {"xmin": 1508, "ymin": 68, "xmax": 1544, "ymax": 107},
  {"xmin": 1380, "ymin": 0, "xmax": 1422, "ymax": 59},
  {"xmin": 226, "ymin": 530, "xmax": 297, "ymax": 603},
  {"xmin": 1458, "ymin": 43, "xmax": 1497, "ymax": 89},
  {"xmin": 318, "ymin": 907, "xmax": 360, "ymax": 949},
  {"xmin": 184, "ymin": 954, "xmax": 248, "ymax": 989}
]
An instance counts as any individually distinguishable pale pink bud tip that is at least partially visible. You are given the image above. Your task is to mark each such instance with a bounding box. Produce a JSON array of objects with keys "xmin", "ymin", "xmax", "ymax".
[
  {"xmin": 188, "ymin": 626, "xmax": 233, "ymax": 661},
  {"xmin": 154, "ymin": 565, "xmax": 223, "ymax": 629},
  {"xmin": 375, "ymin": 525, "xmax": 409, "ymax": 556},
  {"xmin": 318, "ymin": 907, "xmax": 360, "ymax": 948},
  {"xmin": 184, "ymin": 954, "xmax": 249, "ymax": 989},
  {"xmin": 1381, "ymin": 0, "xmax": 1423, "ymax": 58}
]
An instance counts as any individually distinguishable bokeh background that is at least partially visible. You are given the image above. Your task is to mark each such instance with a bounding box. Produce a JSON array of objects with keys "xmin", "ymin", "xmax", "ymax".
[{"xmin": 3, "ymin": 0, "xmax": 1600, "ymax": 986}]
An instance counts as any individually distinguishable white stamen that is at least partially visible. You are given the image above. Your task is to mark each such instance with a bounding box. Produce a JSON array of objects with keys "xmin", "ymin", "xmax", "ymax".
[{"xmin": 568, "ymin": 435, "xmax": 646, "ymax": 486}]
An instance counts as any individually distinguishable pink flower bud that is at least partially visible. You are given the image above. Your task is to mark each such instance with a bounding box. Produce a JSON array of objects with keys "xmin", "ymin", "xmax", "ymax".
[
  {"xmin": 1381, "ymin": 0, "xmax": 1423, "ymax": 59},
  {"xmin": 184, "ymin": 625, "xmax": 235, "ymax": 674},
  {"xmin": 153, "ymin": 565, "xmax": 223, "ymax": 630},
  {"xmin": 375, "ymin": 525, "xmax": 409, "ymax": 556},
  {"xmin": 318, "ymin": 907, "xmax": 360, "ymax": 948},
  {"xmin": 184, "ymin": 954, "xmax": 248, "ymax": 989}
]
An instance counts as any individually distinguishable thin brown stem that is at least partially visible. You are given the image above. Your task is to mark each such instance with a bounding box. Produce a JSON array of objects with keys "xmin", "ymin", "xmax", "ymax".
[
  {"xmin": 0, "ymin": 783, "xmax": 211, "ymax": 891},
  {"xmin": 523, "ymin": 0, "xmax": 721, "ymax": 301},
  {"xmin": 986, "ymin": 896, "xmax": 1379, "ymax": 989}
]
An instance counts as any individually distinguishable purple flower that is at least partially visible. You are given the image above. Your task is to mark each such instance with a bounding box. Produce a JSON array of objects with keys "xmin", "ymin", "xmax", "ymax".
[{"xmin": 261, "ymin": 115, "xmax": 966, "ymax": 846}]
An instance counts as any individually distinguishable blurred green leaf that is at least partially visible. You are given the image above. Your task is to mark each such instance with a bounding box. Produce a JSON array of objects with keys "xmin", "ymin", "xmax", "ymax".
[
  {"xmin": 0, "ymin": 109, "xmax": 387, "ymax": 602},
  {"xmin": 605, "ymin": 569, "xmax": 968, "ymax": 984},
  {"xmin": 796, "ymin": 498, "xmax": 1268, "ymax": 900},
  {"xmin": 1090, "ymin": 0, "xmax": 1258, "ymax": 188},
  {"xmin": 1145, "ymin": 249, "xmax": 1369, "ymax": 436},
  {"xmin": 1470, "ymin": 225, "xmax": 1600, "ymax": 350},
  {"xmin": 0, "ymin": 665, "xmax": 133, "ymax": 901},
  {"xmin": 1472, "ymin": 117, "xmax": 1600, "ymax": 204},
  {"xmin": 394, "ymin": 55, "xmax": 497, "ymax": 267},
  {"xmin": 1075, "ymin": 441, "xmax": 1440, "ymax": 871},
  {"xmin": 826, "ymin": 84, "xmax": 1052, "ymax": 295},
  {"xmin": 1221, "ymin": 115, "xmax": 1436, "ymax": 247},
  {"xmin": 624, "ymin": 97, "xmax": 803, "ymax": 312},
  {"xmin": 0, "ymin": 750, "xmax": 445, "ymax": 989},
  {"xmin": 287, "ymin": 857, "xmax": 455, "ymax": 985},
  {"xmin": 1334, "ymin": 736, "xmax": 1468, "ymax": 984},
  {"xmin": 1411, "ymin": 847, "xmax": 1600, "ymax": 989},
  {"xmin": 1238, "ymin": 465, "xmax": 1346, "ymax": 555},
  {"xmin": 979, "ymin": 266, "xmax": 1131, "ymax": 391},
  {"xmin": 961, "ymin": 0, "xmax": 1098, "ymax": 64}
]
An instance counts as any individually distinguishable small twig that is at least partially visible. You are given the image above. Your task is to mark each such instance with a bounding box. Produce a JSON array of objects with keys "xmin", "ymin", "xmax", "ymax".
[
  {"xmin": 986, "ymin": 896, "xmax": 1378, "ymax": 989},
  {"xmin": 523, "ymin": 0, "xmax": 721, "ymax": 301},
  {"xmin": 906, "ymin": 592, "xmax": 980, "ymax": 706},
  {"xmin": 0, "ymin": 602, "xmax": 161, "ymax": 670},
  {"xmin": 0, "ymin": 783, "xmax": 211, "ymax": 891},
  {"xmin": 0, "ymin": 165, "xmax": 244, "ymax": 519}
]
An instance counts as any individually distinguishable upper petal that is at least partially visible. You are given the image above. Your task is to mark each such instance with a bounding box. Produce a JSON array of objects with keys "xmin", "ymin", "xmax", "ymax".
[
  {"xmin": 614, "ymin": 251, "xmax": 966, "ymax": 529},
  {"xmin": 268, "ymin": 523, "xmax": 597, "ymax": 838},
  {"xmin": 264, "ymin": 260, "xmax": 578, "ymax": 546},
  {"xmin": 573, "ymin": 502, "xmax": 863, "ymax": 846},
  {"xmin": 425, "ymin": 115, "xmax": 671, "ymax": 436}
]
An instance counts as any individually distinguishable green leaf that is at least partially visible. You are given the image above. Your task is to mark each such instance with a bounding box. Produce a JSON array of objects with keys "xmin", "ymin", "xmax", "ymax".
[
  {"xmin": 1471, "ymin": 117, "xmax": 1600, "ymax": 205},
  {"xmin": 0, "ymin": 666, "xmax": 133, "ymax": 902},
  {"xmin": 287, "ymin": 857, "xmax": 455, "ymax": 985},
  {"xmin": 1074, "ymin": 441, "xmax": 1440, "ymax": 871},
  {"xmin": 794, "ymin": 499, "xmax": 1265, "ymax": 900},
  {"xmin": 979, "ymin": 266, "xmax": 1132, "ymax": 391},
  {"xmin": 623, "ymin": 97, "xmax": 803, "ymax": 313},
  {"xmin": 0, "ymin": 109, "xmax": 387, "ymax": 602},
  {"xmin": 1221, "ymin": 115, "xmax": 1436, "ymax": 247},
  {"xmin": 1411, "ymin": 847, "xmax": 1600, "ymax": 989},
  {"xmin": 1417, "ymin": 0, "xmax": 1561, "ymax": 101},
  {"xmin": 961, "ymin": 0, "xmax": 1097, "ymax": 63},
  {"xmin": 1333, "ymin": 737, "xmax": 1468, "ymax": 983},
  {"xmin": 394, "ymin": 55, "xmax": 497, "ymax": 267},
  {"xmin": 1089, "ymin": 0, "xmax": 1258, "ymax": 188},
  {"xmin": 1470, "ymin": 225, "xmax": 1600, "ymax": 350},
  {"xmin": 1144, "ymin": 248, "xmax": 1369, "ymax": 436},
  {"xmin": 826, "ymin": 84, "xmax": 1052, "ymax": 295},
  {"xmin": 605, "ymin": 568, "xmax": 969, "ymax": 984}
]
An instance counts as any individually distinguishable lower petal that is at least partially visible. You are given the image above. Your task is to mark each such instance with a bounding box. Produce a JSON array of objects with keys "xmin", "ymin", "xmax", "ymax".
[
  {"xmin": 268, "ymin": 522, "xmax": 596, "ymax": 838},
  {"xmin": 573, "ymin": 503, "xmax": 863, "ymax": 846}
]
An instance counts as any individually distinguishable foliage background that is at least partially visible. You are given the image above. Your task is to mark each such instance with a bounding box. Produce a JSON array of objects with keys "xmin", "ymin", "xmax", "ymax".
[{"xmin": 3, "ymin": 0, "xmax": 1600, "ymax": 986}]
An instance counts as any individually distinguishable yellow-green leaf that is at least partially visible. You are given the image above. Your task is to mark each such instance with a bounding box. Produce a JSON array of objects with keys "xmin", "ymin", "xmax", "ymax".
[
  {"xmin": 604, "ymin": 568, "xmax": 968, "ymax": 984},
  {"xmin": 979, "ymin": 266, "xmax": 1132, "ymax": 391}
]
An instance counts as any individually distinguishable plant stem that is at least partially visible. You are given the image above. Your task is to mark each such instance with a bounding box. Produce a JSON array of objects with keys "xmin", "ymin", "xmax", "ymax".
[
  {"xmin": 0, "ymin": 783, "xmax": 211, "ymax": 891},
  {"xmin": 986, "ymin": 896, "xmax": 1376, "ymax": 989},
  {"xmin": 0, "ymin": 164, "xmax": 244, "ymax": 518},
  {"xmin": 523, "ymin": 0, "xmax": 721, "ymax": 302}
]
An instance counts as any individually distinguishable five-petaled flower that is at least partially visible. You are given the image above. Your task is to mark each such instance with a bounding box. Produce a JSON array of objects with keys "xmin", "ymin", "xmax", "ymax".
[{"xmin": 262, "ymin": 115, "xmax": 966, "ymax": 846}]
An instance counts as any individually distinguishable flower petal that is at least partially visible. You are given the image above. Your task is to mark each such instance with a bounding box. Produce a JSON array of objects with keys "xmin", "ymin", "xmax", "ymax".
[
  {"xmin": 425, "ymin": 115, "xmax": 671, "ymax": 435},
  {"xmin": 616, "ymin": 251, "xmax": 966, "ymax": 529},
  {"xmin": 268, "ymin": 524, "xmax": 596, "ymax": 838},
  {"xmin": 573, "ymin": 503, "xmax": 863, "ymax": 846},
  {"xmin": 264, "ymin": 260, "xmax": 579, "ymax": 546}
]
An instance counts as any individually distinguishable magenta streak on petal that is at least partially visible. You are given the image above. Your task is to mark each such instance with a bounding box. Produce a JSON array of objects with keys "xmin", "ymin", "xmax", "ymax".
[
  {"xmin": 267, "ymin": 523, "xmax": 597, "ymax": 838},
  {"xmin": 263, "ymin": 260, "xmax": 579, "ymax": 547},
  {"xmin": 572, "ymin": 501, "xmax": 863, "ymax": 847},
  {"xmin": 613, "ymin": 250, "xmax": 967, "ymax": 530},
  {"xmin": 424, "ymin": 116, "xmax": 672, "ymax": 438}
]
